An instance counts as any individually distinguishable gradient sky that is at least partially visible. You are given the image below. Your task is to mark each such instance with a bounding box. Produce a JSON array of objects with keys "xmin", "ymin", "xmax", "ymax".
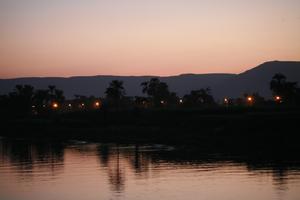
[{"xmin": 0, "ymin": 0, "xmax": 299, "ymax": 78}]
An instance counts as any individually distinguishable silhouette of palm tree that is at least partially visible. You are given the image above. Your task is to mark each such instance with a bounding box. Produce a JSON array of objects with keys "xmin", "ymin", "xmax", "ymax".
[
  {"xmin": 270, "ymin": 73, "xmax": 299, "ymax": 104},
  {"xmin": 105, "ymin": 80, "xmax": 126, "ymax": 108},
  {"xmin": 141, "ymin": 78, "xmax": 172, "ymax": 106}
]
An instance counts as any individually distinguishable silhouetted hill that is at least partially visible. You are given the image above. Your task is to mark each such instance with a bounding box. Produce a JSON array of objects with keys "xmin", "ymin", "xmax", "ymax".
[
  {"xmin": 213, "ymin": 61, "xmax": 300, "ymax": 99},
  {"xmin": 0, "ymin": 74, "xmax": 234, "ymax": 99},
  {"xmin": 0, "ymin": 61, "xmax": 299, "ymax": 99}
]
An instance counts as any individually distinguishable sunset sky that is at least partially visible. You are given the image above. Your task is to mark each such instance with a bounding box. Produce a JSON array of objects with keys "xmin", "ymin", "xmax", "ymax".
[{"xmin": 0, "ymin": 0, "xmax": 299, "ymax": 78}]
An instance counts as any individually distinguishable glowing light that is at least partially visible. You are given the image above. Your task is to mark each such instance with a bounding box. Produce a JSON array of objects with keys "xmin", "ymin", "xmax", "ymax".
[
  {"xmin": 160, "ymin": 100, "xmax": 165, "ymax": 104},
  {"xmin": 81, "ymin": 103, "xmax": 85, "ymax": 106},
  {"xmin": 275, "ymin": 96, "xmax": 281, "ymax": 101},
  {"xmin": 224, "ymin": 98, "xmax": 228, "ymax": 103},
  {"xmin": 68, "ymin": 104, "xmax": 72, "ymax": 107},
  {"xmin": 247, "ymin": 97, "xmax": 253, "ymax": 102},
  {"xmin": 31, "ymin": 105, "xmax": 36, "ymax": 108},
  {"xmin": 95, "ymin": 101, "xmax": 101, "ymax": 107},
  {"xmin": 52, "ymin": 103, "xmax": 59, "ymax": 109},
  {"xmin": 179, "ymin": 99, "xmax": 183, "ymax": 103}
]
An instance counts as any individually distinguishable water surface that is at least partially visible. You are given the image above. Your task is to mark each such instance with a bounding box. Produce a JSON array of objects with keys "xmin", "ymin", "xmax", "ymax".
[{"xmin": 0, "ymin": 139, "xmax": 300, "ymax": 200}]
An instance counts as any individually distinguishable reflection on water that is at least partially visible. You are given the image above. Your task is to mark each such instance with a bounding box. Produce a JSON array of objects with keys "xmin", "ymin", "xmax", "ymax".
[{"xmin": 0, "ymin": 138, "xmax": 300, "ymax": 200}]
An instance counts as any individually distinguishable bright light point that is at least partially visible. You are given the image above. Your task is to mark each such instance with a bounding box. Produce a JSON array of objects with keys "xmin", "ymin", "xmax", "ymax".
[
  {"xmin": 247, "ymin": 97, "xmax": 253, "ymax": 102},
  {"xmin": 68, "ymin": 104, "xmax": 72, "ymax": 107},
  {"xmin": 275, "ymin": 96, "xmax": 281, "ymax": 100},
  {"xmin": 95, "ymin": 101, "xmax": 100, "ymax": 107},
  {"xmin": 32, "ymin": 105, "xmax": 36, "ymax": 108},
  {"xmin": 160, "ymin": 100, "xmax": 165, "ymax": 104},
  {"xmin": 224, "ymin": 98, "xmax": 228, "ymax": 103},
  {"xmin": 179, "ymin": 99, "xmax": 183, "ymax": 103},
  {"xmin": 52, "ymin": 103, "xmax": 58, "ymax": 108},
  {"xmin": 81, "ymin": 103, "xmax": 85, "ymax": 106}
]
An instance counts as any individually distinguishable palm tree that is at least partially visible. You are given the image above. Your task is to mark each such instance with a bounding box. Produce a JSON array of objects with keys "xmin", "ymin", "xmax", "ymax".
[
  {"xmin": 105, "ymin": 80, "xmax": 126, "ymax": 107},
  {"xmin": 47, "ymin": 85, "xmax": 65, "ymax": 103},
  {"xmin": 34, "ymin": 89, "xmax": 50, "ymax": 106},
  {"xmin": 183, "ymin": 88, "xmax": 215, "ymax": 107},
  {"xmin": 54, "ymin": 89, "xmax": 65, "ymax": 103},
  {"xmin": 9, "ymin": 84, "xmax": 35, "ymax": 114},
  {"xmin": 270, "ymin": 73, "xmax": 299, "ymax": 104},
  {"xmin": 141, "ymin": 78, "xmax": 172, "ymax": 106}
]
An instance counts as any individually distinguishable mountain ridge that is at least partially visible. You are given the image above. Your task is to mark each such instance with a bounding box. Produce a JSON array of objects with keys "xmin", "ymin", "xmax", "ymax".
[{"xmin": 0, "ymin": 61, "xmax": 299, "ymax": 100}]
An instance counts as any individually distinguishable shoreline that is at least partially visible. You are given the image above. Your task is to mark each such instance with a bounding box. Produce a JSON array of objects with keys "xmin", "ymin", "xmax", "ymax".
[{"xmin": 1, "ymin": 107, "xmax": 300, "ymax": 149}]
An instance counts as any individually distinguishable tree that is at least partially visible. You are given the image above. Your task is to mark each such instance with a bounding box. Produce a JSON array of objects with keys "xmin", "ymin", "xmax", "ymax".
[
  {"xmin": 141, "ymin": 78, "xmax": 173, "ymax": 106},
  {"xmin": 48, "ymin": 85, "xmax": 65, "ymax": 103},
  {"xmin": 34, "ymin": 89, "xmax": 50, "ymax": 106},
  {"xmin": 105, "ymin": 80, "xmax": 126, "ymax": 107},
  {"xmin": 9, "ymin": 85, "xmax": 35, "ymax": 114},
  {"xmin": 54, "ymin": 88, "xmax": 65, "ymax": 103},
  {"xmin": 0, "ymin": 95, "xmax": 9, "ymax": 114},
  {"xmin": 270, "ymin": 73, "xmax": 299, "ymax": 104},
  {"xmin": 183, "ymin": 88, "xmax": 215, "ymax": 107}
]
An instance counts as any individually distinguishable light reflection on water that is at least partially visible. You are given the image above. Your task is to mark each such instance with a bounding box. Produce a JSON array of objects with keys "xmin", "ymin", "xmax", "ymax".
[{"xmin": 0, "ymin": 139, "xmax": 300, "ymax": 200}]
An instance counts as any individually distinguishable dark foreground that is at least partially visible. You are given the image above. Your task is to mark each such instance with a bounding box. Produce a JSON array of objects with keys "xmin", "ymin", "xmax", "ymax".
[{"xmin": 1, "ymin": 106, "xmax": 300, "ymax": 150}]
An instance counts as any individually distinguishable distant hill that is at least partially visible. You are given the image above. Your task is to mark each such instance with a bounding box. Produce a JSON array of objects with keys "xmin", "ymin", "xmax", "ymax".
[
  {"xmin": 0, "ymin": 61, "xmax": 299, "ymax": 100},
  {"xmin": 212, "ymin": 61, "xmax": 300, "ymax": 99}
]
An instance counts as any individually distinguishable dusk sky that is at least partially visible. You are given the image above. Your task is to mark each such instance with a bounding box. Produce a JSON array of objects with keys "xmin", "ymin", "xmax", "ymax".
[{"xmin": 0, "ymin": 0, "xmax": 299, "ymax": 78}]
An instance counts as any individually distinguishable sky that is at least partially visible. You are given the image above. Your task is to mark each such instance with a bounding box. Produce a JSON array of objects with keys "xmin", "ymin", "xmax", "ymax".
[{"xmin": 0, "ymin": 0, "xmax": 299, "ymax": 78}]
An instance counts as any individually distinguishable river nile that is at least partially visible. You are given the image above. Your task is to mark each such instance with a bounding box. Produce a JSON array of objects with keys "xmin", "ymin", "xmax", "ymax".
[{"xmin": 0, "ymin": 138, "xmax": 299, "ymax": 200}]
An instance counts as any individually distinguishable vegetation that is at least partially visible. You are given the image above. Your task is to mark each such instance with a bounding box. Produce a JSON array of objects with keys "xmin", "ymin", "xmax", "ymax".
[
  {"xmin": 105, "ymin": 80, "xmax": 126, "ymax": 108},
  {"xmin": 183, "ymin": 88, "xmax": 215, "ymax": 107},
  {"xmin": 141, "ymin": 78, "xmax": 178, "ymax": 107},
  {"xmin": 270, "ymin": 73, "xmax": 300, "ymax": 104},
  {"xmin": 0, "ymin": 74, "xmax": 300, "ymax": 145},
  {"xmin": 0, "ymin": 74, "xmax": 300, "ymax": 117}
]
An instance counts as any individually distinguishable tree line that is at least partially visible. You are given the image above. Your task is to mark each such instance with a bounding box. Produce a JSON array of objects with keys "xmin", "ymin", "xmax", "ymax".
[{"xmin": 0, "ymin": 73, "xmax": 300, "ymax": 115}]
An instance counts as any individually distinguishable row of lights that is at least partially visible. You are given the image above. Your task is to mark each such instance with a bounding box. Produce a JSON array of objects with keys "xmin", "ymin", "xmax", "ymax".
[
  {"xmin": 160, "ymin": 99, "xmax": 184, "ymax": 105},
  {"xmin": 33, "ymin": 97, "xmax": 283, "ymax": 109},
  {"xmin": 224, "ymin": 96, "xmax": 282, "ymax": 104},
  {"xmin": 162, "ymin": 96, "xmax": 282, "ymax": 105},
  {"xmin": 30, "ymin": 101, "xmax": 102, "ymax": 110}
]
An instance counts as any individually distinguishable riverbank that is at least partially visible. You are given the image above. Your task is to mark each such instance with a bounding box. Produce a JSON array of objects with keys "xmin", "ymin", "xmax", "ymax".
[{"xmin": 1, "ymin": 107, "xmax": 300, "ymax": 149}]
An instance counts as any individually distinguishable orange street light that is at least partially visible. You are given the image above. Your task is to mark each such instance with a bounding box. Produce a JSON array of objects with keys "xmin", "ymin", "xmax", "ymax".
[
  {"xmin": 224, "ymin": 98, "xmax": 229, "ymax": 103},
  {"xmin": 52, "ymin": 103, "xmax": 59, "ymax": 109},
  {"xmin": 275, "ymin": 96, "xmax": 281, "ymax": 101},
  {"xmin": 95, "ymin": 101, "xmax": 101, "ymax": 108},
  {"xmin": 274, "ymin": 96, "xmax": 282, "ymax": 103},
  {"xmin": 247, "ymin": 97, "xmax": 253, "ymax": 102}
]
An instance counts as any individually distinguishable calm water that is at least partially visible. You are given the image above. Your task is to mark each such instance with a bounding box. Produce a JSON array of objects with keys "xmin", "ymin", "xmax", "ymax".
[{"xmin": 0, "ymin": 138, "xmax": 300, "ymax": 200}]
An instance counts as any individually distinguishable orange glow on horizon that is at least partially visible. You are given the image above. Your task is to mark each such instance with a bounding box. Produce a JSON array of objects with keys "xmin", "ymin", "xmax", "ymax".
[{"xmin": 0, "ymin": 1, "xmax": 299, "ymax": 78}]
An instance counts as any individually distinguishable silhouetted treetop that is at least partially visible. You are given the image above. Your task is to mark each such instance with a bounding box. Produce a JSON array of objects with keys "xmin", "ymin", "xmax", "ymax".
[
  {"xmin": 270, "ymin": 73, "xmax": 299, "ymax": 104},
  {"xmin": 183, "ymin": 88, "xmax": 215, "ymax": 106},
  {"xmin": 105, "ymin": 80, "xmax": 126, "ymax": 107},
  {"xmin": 141, "ymin": 78, "xmax": 176, "ymax": 106}
]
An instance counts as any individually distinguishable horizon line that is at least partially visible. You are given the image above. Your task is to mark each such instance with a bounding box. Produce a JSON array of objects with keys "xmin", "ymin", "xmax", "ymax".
[{"xmin": 1, "ymin": 60, "xmax": 299, "ymax": 80}]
